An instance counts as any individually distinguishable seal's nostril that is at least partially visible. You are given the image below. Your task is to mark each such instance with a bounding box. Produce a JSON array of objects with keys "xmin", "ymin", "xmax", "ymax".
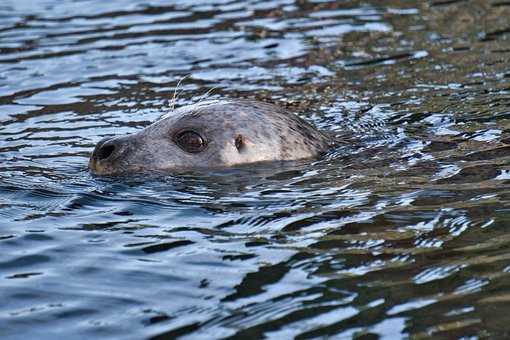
[{"xmin": 97, "ymin": 144, "xmax": 115, "ymax": 161}]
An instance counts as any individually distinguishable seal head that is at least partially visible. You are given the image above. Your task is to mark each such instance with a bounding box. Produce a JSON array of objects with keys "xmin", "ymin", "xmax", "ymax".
[{"xmin": 89, "ymin": 99, "xmax": 331, "ymax": 175}]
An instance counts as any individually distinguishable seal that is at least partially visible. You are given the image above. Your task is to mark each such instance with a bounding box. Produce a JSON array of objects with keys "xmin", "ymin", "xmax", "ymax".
[{"xmin": 89, "ymin": 99, "xmax": 331, "ymax": 175}]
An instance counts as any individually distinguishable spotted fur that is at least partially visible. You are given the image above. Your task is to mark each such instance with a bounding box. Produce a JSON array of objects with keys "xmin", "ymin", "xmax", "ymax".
[{"xmin": 89, "ymin": 99, "xmax": 331, "ymax": 175}]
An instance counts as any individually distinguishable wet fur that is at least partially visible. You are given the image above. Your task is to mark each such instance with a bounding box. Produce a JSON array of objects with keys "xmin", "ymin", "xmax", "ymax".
[{"xmin": 89, "ymin": 99, "xmax": 331, "ymax": 175}]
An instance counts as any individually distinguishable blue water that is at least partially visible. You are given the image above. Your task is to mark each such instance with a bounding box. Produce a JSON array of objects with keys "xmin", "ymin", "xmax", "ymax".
[{"xmin": 2, "ymin": 0, "xmax": 510, "ymax": 338}]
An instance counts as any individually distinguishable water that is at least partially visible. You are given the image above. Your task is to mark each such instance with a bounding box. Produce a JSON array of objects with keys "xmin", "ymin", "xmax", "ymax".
[{"xmin": 1, "ymin": 0, "xmax": 510, "ymax": 338}]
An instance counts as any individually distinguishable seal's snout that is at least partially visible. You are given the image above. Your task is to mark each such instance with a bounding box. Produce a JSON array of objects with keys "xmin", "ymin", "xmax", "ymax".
[{"xmin": 89, "ymin": 137, "xmax": 126, "ymax": 175}]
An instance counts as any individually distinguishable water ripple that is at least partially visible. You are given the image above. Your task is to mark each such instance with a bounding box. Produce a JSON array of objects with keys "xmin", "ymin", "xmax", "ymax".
[{"xmin": 2, "ymin": 0, "xmax": 510, "ymax": 339}]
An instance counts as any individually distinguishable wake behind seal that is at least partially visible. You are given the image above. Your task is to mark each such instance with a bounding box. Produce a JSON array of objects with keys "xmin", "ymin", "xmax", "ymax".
[{"xmin": 89, "ymin": 99, "xmax": 332, "ymax": 175}]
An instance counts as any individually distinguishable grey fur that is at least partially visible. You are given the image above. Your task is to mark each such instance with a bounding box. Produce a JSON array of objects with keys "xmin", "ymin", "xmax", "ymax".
[{"xmin": 89, "ymin": 99, "xmax": 331, "ymax": 175}]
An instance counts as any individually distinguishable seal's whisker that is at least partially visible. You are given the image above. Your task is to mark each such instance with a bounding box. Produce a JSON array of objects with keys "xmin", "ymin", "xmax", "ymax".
[
  {"xmin": 173, "ymin": 88, "xmax": 185, "ymax": 109},
  {"xmin": 196, "ymin": 86, "xmax": 218, "ymax": 106},
  {"xmin": 171, "ymin": 74, "xmax": 190, "ymax": 110}
]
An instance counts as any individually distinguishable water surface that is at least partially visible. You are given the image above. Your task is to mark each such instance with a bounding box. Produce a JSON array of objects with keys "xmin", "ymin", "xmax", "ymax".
[{"xmin": 2, "ymin": 0, "xmax": 510, "ymax": 338}]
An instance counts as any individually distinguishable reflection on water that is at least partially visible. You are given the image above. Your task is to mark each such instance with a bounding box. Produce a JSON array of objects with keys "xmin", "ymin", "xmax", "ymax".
[{"xmin": 2, "ymin": 0, "xmax": 510, "ymax": 338}]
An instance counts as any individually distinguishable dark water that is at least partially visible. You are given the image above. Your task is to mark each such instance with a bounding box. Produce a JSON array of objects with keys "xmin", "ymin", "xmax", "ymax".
[{"xmin": 2, "ymin": 0, "xmax": 510, "ymax": 338}]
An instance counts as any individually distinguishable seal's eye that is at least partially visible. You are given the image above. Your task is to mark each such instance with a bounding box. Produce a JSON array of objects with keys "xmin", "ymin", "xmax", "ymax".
[{"xmin": 175, "ymin": 130, "xmax": 206, "ymax": 153}]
